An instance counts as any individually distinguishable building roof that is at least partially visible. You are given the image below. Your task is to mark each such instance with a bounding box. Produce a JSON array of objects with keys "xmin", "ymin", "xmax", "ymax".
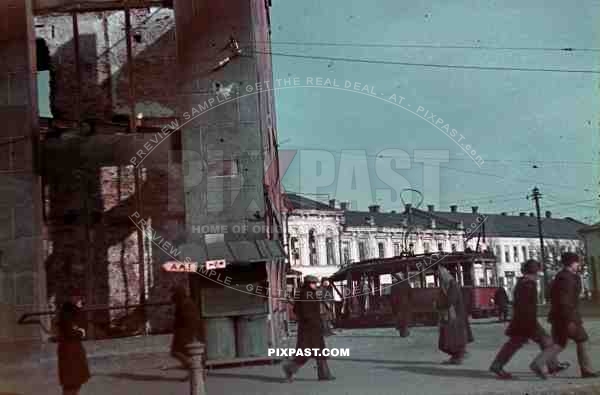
[
  {"xmin": 432, "ymin": 211, "xmax": 586, "ymax": 239},
  {"xmin": 343, "ymin": 209, "xmax": 460, "ymax": 231},
  {"xmin": 285, "ymin": 193, "xmax": 340, "ymax": 211},
  {"xmin": 578, "ymin": 222, "xmax": 600, "ymax": 234},
  {"xmin": 284, "ymin": 193, "xmax": 588, "ymax": 239}
]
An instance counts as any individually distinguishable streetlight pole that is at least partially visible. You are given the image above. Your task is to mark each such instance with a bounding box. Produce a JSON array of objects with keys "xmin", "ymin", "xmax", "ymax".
[{"xmin": 531, "ymin": 187, "xmax": 548, "ymax": 301}]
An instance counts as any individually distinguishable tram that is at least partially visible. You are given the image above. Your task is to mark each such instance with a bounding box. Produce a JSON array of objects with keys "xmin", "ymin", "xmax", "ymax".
[{"xmin": 327, "ymin": 251, "xmax": 499, "ymax": 328}]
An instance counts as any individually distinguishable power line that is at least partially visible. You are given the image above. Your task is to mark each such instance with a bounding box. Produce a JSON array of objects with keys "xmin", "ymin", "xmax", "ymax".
[
  {"xmin": 282, "ymin": 144, "xmax": 595, "ymax": 191},
  {"xmin": 252, "ymin": 50, "xmax": 600, "ymax": 74},
  {"xmin": 258, "ymin": 41, "xmax": 600, "ymax": 53}
]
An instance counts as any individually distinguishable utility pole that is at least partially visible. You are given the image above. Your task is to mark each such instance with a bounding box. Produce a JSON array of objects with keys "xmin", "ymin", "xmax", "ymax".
[{"xmin": 531, "ymin": 186, "xmax": 548, "ymax": 301}]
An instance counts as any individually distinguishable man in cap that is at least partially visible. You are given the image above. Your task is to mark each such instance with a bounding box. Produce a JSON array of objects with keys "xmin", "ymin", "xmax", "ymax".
[
  {"xmin": 549, "ymin": 252, "xmax": 599, "ymax": 378},
  {"xmin": 489, "ymin": 259, "xmax": 567, "ymax": 379},
  {"xmin": 283, "ymin": 275, "xmax": 335, "ymax": 382}
]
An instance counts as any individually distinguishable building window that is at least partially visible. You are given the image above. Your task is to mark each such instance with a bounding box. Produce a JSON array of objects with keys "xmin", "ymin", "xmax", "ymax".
[
  {"xmin": 424, "ymin": 242, "xmax": 430, "ymax": 253},
  {"xmin": 451, "ymin": 243, "xmax": 457, "ymax": 252},
  {"xmin": 409, "ymin": 243, "xmax": 414, "ymax": 253},
  {"xmin": 521, "ymin": 246, "xmax": 528, "ymax": 261},
  {"xmin": 504, "ymin": 245, "xmax": 510, "ymax": 263},
  {"xmin": 378, "ymin": 242, "xmax": 385, "ymax": 258},
  {"xmin": 309, "ymin": 229, "xmax": 317, "ymax": 266},
  {"xmin": 438, "ymin": 242, "xmax": 443, "ymax": 252},
  {"xmin": 498, "ymin": 277, "xmax": 505, "ymax": 287},
  {"xmin": 342, "ymin": 241, "xmax": 350, "ymax": 265},
  {"xmin": 393, "ymin": 243, "xmax": 401, "ymax": 256},
  {"xmin": 495, "ymin": 246, "xmax": 501, "ymax": 261},
  {"xmin": 513, "ymin": 246, "xmax": 519, "ymax": 262},
  {"xmin": 326, "ymin": 237, "xmax": 334, "ymax": 266},
  {"xmin": 359, "ymin": 241, "xmax": 367, "ymax": 261},
  {"xmin": 479, "ymin": 278, "xmax": 486, "ymax": 286}
]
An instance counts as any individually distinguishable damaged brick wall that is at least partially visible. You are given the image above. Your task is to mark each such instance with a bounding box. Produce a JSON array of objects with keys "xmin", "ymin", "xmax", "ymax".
[
  {"xmin": 43, "ymin": 133, "xmax": 185, "ymax": 334},
  {"xmin": 35, "ymin": 7, "xmax": 177, "ymax": 123}
]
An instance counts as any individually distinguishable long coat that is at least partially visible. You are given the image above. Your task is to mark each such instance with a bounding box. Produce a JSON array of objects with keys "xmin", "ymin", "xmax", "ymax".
[
  {"xmin": 171, "ymin": 291, "xmax": 205, "ymax": 355},
  {"xmin": 494, "ymin": 287, "xmax": 509, "ymax": 309},
  {"xmin": 436, "ymin": 280, "xmax": 472, "ymax": 355},
  {"xmin": 506, "ymin": 277, "xmax": 539, "ymax": 338},
  {"xmin": 57, "ymin": 308, "xmax": 90, "ymax": 390},
  {"xmin": 548, "ymin": 269, "xmax": 588, "ymax": 346},
  {"xmin": 295, "ymin": 286, "xmax": 326, "ymax": 358},
  {"xmin": 391, "ymin": 280, "xmax": 412, "ymax": 328}
]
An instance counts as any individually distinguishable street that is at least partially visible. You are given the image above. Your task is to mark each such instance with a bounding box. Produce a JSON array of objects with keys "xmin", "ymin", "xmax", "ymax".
[{"xmin": 3, "ymin": 318, "xmax": 600, "ymax": 395}]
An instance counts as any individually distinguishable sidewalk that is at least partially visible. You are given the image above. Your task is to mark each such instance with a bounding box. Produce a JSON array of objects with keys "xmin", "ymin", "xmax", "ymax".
[{"xmin": 3, "ymin": 319, "xmax": 600, "ymax": 395}]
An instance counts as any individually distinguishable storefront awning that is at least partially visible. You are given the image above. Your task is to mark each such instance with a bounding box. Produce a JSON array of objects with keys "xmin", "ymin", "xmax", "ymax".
[{"xmin": 179, "ymin": 239, "xmax": 285, "ymax": 265}]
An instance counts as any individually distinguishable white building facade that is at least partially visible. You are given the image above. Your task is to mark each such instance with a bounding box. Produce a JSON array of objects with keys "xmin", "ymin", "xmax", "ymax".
[{"xmin": 283, "ymin": 194, "xmax": 587, "ymax": 297}]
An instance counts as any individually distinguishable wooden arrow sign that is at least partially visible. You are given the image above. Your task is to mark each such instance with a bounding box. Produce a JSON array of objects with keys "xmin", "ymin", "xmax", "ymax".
[{"xmin": 162, "ymin": 261, "xmax": 198, "ymax": 273}]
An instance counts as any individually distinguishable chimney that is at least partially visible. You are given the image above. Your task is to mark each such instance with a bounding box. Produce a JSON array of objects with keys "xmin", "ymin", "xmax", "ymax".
[
  {"xmin": 529, "ymin": 213, "xmax": 535, "ymax": 217},
  {"xmin": 368, "ymin": 205, "xmax": 380, "ymax": 213},
  {"xmin": 329, "ymin": 199, "xmax": 336, "ymax": 209},
  {"xmin": 519, "ymin": 212, "xmax": 526, "ymax": 216},
  {"xmin": 427, "ymin": 204, "xmax": 434, "ymax": 213},
  {"xmin": 501, "ymin": 212, "xmax": 507, "ymax": 216},
  {"xmin": 450, "ymin": 205, "xmax": 457, "ymax": 213},
  {"xmin": 340, "ymin": 201, "xmax": 349, "ymax": 211},
  {"xmin": 472, "ymin": 206, "xmax": 478, "ymax": 214},
  {"xmin": 545, "ymin": 211, "xmax": 551, "ymax": 218},
  {"xmin": 404, "ymin": 203, "xmax": 412, "ymax": 214}
]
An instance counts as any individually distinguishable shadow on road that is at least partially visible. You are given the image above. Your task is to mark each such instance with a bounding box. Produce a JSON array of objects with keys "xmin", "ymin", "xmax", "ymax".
[
  {"xmin": 383, "ymin": 365, "xmax": 540, "ymax": 380},
  {"xmin": 330, "ymin": 357, "xmax": 438, "ymax": 365},
  {"xmin": 208, "ymin": 372, "xmax": 309, "ymax": 383},
  {"xmin": 95, "ymin": 372, "xmax": 188, "ymax": 382}
]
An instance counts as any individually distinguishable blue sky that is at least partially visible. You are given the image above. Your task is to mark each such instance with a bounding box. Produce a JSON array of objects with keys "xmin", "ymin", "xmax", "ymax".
[{"xmin": 271, "ymin": 0, "xmax": 600, "ymax": 223}]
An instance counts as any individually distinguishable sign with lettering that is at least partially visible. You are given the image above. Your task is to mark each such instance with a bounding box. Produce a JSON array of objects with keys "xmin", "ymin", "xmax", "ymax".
[
  {"xmin": 205, "ymin": 259, "xmax": 227, "ymax": 270},
  {"xmin": 162, "ymin": 261, "xmax": 198, "ymax": 273}
]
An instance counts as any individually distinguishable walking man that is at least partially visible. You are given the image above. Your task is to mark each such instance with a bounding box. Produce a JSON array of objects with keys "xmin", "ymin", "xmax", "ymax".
[
  {"xmin": 319, "ymin": 277, "xmax": 335, "ymax": 336},
  {"xmin": 549, "ymin": 252, "xmax": 599, "ymax": 378},
  {"xmin": 489, "ymin": 259, "xmax": 567, "ymax": 379},
  {"xmin": 435, "ymin": 266, "xmax": 473, "ymax": 364},
  {"xmin": 283, "ymin": 275, "xmax": 335, "ymax": 382},
  {"xmin": 494, "ymin": 286, "xmax": 510, "ymax": 322},
  {"xmin": 391, "ymin": 272, "xmax": 412, "ymax": 337},
  {"xmin": 170, "ymin": 285, "xmax": 205, "ymax": 369}
]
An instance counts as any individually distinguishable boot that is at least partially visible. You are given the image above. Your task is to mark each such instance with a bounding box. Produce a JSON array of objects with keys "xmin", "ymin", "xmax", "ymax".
[
  {"xmin": 317, "ymin": 359, "xmax": 336, "ymax": 381},
  {"xmin": 576, "ymin": 342, "xmax": 599, "ymax": 378},
  {"xmin": 282, "ymin": 359, "xmax": 300, "ymax": 383}
]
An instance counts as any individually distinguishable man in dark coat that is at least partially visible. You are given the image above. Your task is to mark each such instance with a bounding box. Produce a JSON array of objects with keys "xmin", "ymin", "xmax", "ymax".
[
  {"xmin": 319, "ymin": 277, "xmax": 335, "ymax": 336},
  {"xmin": 549, "ymin": 253, "xmax": 599, "ymax": 378},
  {"xmin": 57, "ymin": 302, "xmax": 90, "ymax": 395},
  {"xmin": 489, "ymin": 259, "xmax": 567, "ymax": 380},
  {"xmin": 435, "ymin": 266, "xmax": 473, "ymax": 364},
  {"xmin": 391, "ymin": 273, "xmax": 412, "ymax": 337},
  {"xmin": 494, "ymin": 286, "xmax": 510, "ymax": 322},
  {"xmin": 170, "ymin": 285, "xmax": 205, "ymax": 369},
  {"xmin": 282, "ymin": 275, "xmax": 335, "ymax": 382}
]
